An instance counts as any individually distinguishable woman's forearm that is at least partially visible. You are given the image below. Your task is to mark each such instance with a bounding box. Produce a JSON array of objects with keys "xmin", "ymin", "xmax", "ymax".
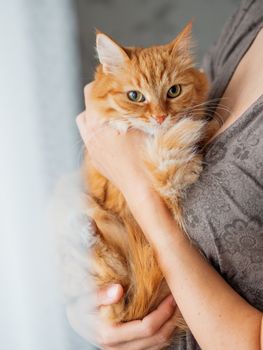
[{"xmin": 125, "ymin": 186, "xmax": 262, "ymax": 350}]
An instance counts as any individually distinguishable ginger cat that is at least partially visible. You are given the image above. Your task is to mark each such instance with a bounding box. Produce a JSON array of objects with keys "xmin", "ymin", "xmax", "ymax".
[{"xmin": 83, "ymin": 23, "xmax": 218, "ymax": 336}]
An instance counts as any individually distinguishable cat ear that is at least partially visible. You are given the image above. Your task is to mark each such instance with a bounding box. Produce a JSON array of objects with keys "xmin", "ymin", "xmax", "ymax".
[
  {"xmin": 96, "ymin": 31, "xmax": 129, "ymax": 74},
  {"xmin": 168, "ymin": 21, "xmax": 194, "ymax": 57}
]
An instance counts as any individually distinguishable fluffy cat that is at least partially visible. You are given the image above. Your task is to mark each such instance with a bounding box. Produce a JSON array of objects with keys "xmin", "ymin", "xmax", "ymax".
[{"xmin": 82, "ymin": 22, "xmax": 218, "ymax": 335}]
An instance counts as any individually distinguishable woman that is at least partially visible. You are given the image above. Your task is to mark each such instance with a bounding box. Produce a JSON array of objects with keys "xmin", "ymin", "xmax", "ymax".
[{"xmin": 68, "ymin": 0, "xmax": 263, "ymax": 348}]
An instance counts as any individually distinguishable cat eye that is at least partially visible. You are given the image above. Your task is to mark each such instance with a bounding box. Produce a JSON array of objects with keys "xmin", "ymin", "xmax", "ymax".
[
  {"xmin": 167, "ymin": 84, "xmax": 182, "ymax": 98},
  {"xmin": 127, "ymin": 90, "xmax": 146, "ymax": 103}
]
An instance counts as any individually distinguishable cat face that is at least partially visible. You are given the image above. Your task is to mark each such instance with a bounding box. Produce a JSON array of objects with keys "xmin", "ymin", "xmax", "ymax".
[{"xmin": 93, "ymin": 23, "xmax": 208, "ymax": 134}]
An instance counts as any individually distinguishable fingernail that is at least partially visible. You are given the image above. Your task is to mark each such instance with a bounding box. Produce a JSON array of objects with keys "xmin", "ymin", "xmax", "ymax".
[{"xmin": 107, "ymin": 285, "xmax": 119, "ymax": 300}]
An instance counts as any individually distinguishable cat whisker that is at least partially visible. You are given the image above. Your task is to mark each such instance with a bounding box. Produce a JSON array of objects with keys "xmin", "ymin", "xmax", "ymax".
[
  {"xmin": 192, "ymin": 108, "xmax": 225, "ymax": 122},
  {"xmin": 190, "ymin": 102, "xmax": 231, "ymax": 114},
  {"xmin": 201, "ymin": 160, "xmax": 210, "ymax": 166},
  {"xmin": 189, "ymin": 98, "xmax": 231, "ymax": 113},
  {"xmin": 186, "ymin": 98, "xmax": 222, "ymax": 110},
  {"xmin": 195, "ymin": 106, "xmax": 231, "ymax": 121},
  {"xmin": 186, "ymin": 102, "xmax": 231, "ymax": 125},
  {"xmin": 205, "ymin": 96, "xmax": 231, "ymax": 106},
  {"xmin": 192, "ymin": 107, "xmax": 230, "ymax": 118},
  {"xmin": 179, "ymin": 107, "xmax": 224, "ymax": 126}
]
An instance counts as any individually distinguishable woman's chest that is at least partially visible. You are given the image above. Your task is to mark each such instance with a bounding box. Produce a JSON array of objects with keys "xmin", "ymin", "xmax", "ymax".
[
  {"xmin": 210, "ymin": 28, "xmax": 263, "ymax": 143},
  {"xmin": 182, "ymin": 107, "xmax": 263, "ymax": 309},
  {"xmin": 183, "ymin": 112, "xmax": 263, "ymax": 249}
]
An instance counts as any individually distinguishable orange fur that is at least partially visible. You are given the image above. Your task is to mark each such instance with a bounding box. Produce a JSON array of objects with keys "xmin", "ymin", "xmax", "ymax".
[{"xmin": 82, "ymin": 22, "xmax": 219, "ymax": 344}]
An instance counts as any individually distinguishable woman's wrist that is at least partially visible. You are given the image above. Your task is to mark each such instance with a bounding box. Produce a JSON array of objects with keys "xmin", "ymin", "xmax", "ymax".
[
  {"xmin": 121, "ymin": 172, "xmax": 153, "ymax": 205},
  {"xmin": 124, "ymin": 182, "xmax": 185, "ymax": 247}
]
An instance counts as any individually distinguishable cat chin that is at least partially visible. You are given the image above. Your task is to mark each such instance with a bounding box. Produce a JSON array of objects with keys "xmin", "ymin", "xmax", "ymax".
[{"xmin": 107, "ymin": 115, "xmax": 176, "ymax": 136}]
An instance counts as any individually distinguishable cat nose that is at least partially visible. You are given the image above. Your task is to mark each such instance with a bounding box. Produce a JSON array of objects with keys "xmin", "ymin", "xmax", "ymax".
[{"xmin": 155, "ymin": 115, "xmax": 166, "ymax": 124}]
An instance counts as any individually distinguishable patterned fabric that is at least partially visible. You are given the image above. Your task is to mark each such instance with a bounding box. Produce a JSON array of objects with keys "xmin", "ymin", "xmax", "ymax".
[
  {"xmin": 184, "ymin": 97, "xmax": 263, "ymax": 307},
  {"xmin": 175, "ymin": 0, "xmax": 263, "ymax": 349}
]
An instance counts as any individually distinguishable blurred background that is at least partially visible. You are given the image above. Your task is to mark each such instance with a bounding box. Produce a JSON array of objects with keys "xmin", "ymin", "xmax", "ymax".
[{"xmin": 0, "ymin": 0, "xmax": 240, "ymax": 349}]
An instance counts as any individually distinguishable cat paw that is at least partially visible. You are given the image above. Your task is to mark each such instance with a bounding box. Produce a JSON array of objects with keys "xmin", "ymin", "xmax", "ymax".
[{"xmin": 144, "ymin": 118, "xmax": 205, "ymax": 197}]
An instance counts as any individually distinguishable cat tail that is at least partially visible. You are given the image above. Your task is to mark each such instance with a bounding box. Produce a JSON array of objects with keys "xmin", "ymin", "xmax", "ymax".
[
  {"xmin": 122, "ymin": 216, "xmax": 169, "ymax": 320},
  {"xmin": 93, "ymin": 214, "xmax": 167, "ymax": 323}
]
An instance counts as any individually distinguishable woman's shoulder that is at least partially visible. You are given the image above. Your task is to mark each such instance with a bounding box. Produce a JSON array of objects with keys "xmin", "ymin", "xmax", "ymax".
[{"xmin": 203, "ymin": 0, "xmax": 263, "ymax": 85}]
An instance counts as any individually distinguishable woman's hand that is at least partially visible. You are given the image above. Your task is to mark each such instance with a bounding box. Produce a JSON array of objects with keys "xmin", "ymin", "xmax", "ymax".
[
  {"xmin": 76, "ymin": 83, "xmax": 151, "ymax": 200},
  {"xmin": 66, "ymin": 284, "xmax": 177, "ymax": 350}
]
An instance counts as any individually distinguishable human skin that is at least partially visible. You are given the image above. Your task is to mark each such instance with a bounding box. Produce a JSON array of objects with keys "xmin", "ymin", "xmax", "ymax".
[{"xmin": 68, "ymin": 29, "xmax": 263, "ymax": 349}]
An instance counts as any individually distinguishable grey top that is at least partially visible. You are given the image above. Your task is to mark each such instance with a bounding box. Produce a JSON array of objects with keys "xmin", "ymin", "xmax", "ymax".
[{"xmin": 176, "ymin": 0, "xmax": 263, "ymax": 349}]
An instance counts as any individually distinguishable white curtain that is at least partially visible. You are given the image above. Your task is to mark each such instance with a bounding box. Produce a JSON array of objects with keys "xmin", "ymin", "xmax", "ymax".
[{"xmin": 0, "ymin": 1, "xmax": 94, "ymax": 349}]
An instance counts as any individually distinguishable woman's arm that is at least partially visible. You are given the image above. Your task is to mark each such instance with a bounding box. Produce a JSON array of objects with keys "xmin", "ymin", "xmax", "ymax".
[
  {"xmin": 125, "ymin": 185, "xmax": 263, "ymax": 350},
  {"xmin": 77, "ymin": 83, "xmax": 263, "ymax": 349}
]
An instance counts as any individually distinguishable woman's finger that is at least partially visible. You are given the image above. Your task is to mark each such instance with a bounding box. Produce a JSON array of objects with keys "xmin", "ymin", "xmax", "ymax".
[
  {"xmin": 99, "ymin": 294, "xmax": 176, "ymax": 346},
  {"xmin": 102, "ymin": 310, "xmax": 178, "ymax": 350},
  {"xmin": 84, "ymin": 82, "xmax": 94, "ymax": 104},
  {"xmin": 96, "ymin": 284, "xmax": 124, "ymax": 307}
]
